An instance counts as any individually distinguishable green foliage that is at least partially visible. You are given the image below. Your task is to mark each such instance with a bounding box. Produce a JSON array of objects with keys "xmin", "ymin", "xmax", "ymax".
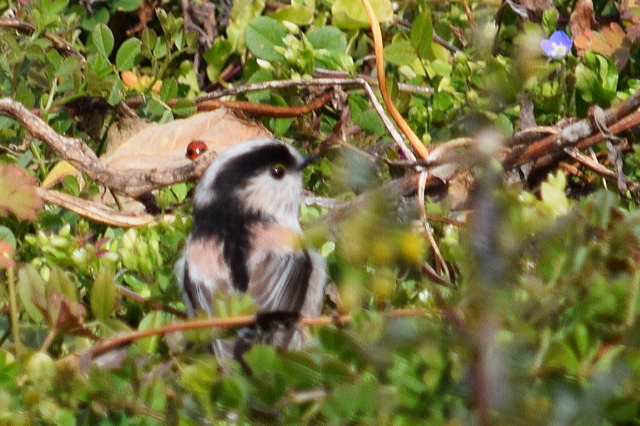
[{"xmin": 1, "ymin": 0, "xmax": 640, "ymax": 424}]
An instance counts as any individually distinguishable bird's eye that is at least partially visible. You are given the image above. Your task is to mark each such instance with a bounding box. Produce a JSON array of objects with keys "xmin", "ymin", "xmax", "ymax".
[{"xmin": 270, "ymin": 163, "xmax": 286, "ymax": 179}]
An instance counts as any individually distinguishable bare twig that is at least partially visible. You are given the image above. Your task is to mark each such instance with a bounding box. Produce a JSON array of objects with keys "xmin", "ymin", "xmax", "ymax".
[
  {"xmin": 503, "ymin": 91, "xmax": 640, "ymax": 171},
  {"xmin": 196, "ymin": 89, "xmax": 334, "ymax": 117},
  {"xmin": 197, "ymin": 77, "xmax": 415, "ymax": 160},
  {"xmin": 417, "ymin": 171, "xmax": 450, "ymax": 279},
  {"xmin": 563, "ymin": 147, "xmax": 640, "ymax": 194},
  {"xmin": 82, "ymin": 308, "xmax": 433, "ymax": 361}
]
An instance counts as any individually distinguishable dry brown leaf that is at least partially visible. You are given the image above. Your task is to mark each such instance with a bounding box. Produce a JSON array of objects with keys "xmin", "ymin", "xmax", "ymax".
[
  {"xmin": 0, "ymin": 165, "xmax": 44, "ymax": 220},
  {"xmin": 100, "ymin": 108, "xmax": 272, "ymax": 172},
  {"xmin": 570, "ymin": 0, "xmax": 596, "ymax": 40},
  {"xmin": 621, "ymin": 0, "xmax": 640, "ymax": 42},
  {"xmin": 48, "ymin": 290, "xmax": 94, "ymax": 337},
  {"xmin": 574, "ymin": 23, "xmax": 631, "ymax": 70}
]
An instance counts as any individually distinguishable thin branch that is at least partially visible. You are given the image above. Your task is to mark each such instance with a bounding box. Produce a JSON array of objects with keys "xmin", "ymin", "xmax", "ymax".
[
  {"xmin": 417, "ymin": 171, "xmax": 450, "ymax": 279},
  {"xmin": 563, "ymin": 147, "xmax": 640, "ymax": 194},
  {"xmin": 197, "ymin": 77, "xmax": 414, "ymax": 160},
  {"xmin": 82, "ymin": 308, "xmax": 432, "ymax": 361},
  {"xmin": 36, "ymin": 187, "xmax": 158, "ymax": 227},
  {"xmin": 196, "ymin": 89, "xmax": 334, "ymax": 117}
]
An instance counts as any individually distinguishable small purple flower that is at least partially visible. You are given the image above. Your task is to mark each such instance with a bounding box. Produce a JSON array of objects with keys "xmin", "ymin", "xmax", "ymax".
[{"xmin": 540, "ymin": 30, "xmax": 573, "ymax": 59}]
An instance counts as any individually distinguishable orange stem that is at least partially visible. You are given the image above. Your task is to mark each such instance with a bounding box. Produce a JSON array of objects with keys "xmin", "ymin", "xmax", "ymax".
[{"xmin": 359, "ymin": 0, "xmax": 430, "ymax": 159}]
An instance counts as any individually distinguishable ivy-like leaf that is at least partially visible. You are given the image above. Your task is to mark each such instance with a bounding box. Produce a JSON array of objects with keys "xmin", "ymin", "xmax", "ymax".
[{"xmin": 0, "ymin": 165, "xmax": 44, "ymax": 221}]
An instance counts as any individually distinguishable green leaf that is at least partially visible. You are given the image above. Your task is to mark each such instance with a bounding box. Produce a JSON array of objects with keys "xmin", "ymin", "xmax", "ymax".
[
  {"xmin": 268, "ymin": 95, "xmax": 292, "ymax": 136},
  {"xmin": 245, "ymin": 69, "xmax": 275, "ymax": 103},
  {"xmin": 91, "ymin": 23, "xmax": 115, "ymax": 58},
  {"xmin": 54, "ymin": 409, "xmax": 76, "ymax": 426},
  {"xmin": 332, "ymin": 0, "xmax": 393, "ymax": 30},
  {"xmin": 90, "ymin": 267, "xmax": 117, "ymax": 321},
  {"xmin": 108, "ymin": 0, "xmax": 143, "ymax": 12},
  {"xmin": 18, "ymin": 264, "xmax": 46, "ymax": 323},
  {"xmin": 541, "ymin": 7, "xmax": 559, "ymax": 34},
  {"xmin": 576, "ymin": 51, "xmax": 618, "ymax": 105},
  {"xmin": 544, "ymin": 341, "xmax": 580, "ymax": 374},
  {"xmin": 0, "ymin": 226, "xmax": 16, "ymax": 248},
  {"xmin": 313, "ymin": 49, "xmax": 354, "ymax": 71},
  {"xmin": 384, "ymin": 40, "xmax": 417, "ymax": 66},
  {"xmin": 115, "ymin": 38, "xmax": 142, "ymax": 71},
  {"xmin": 48, "ymin": 266, "xmax": 76, "ymax": 302},
  {"xmin": 57, "ymin": 56, "xmax": 83, "ymax": 77},
  {"xmin": 212, "ymin": 378, "xmax": 246, "ymax": 410},
  {"xmin": 203, "ymin": 38, "xmax": 233, "ymax": 82},
  {"xmin": 159, "ymin": 78, "xmax": 178, "ymax": 101},
  {"xmin": 171, "ymin": 99, "xmax": 197, "ymax": 117},
  {"xmin": 147, "ymin": 98, "xmax": 167, "ymax": 116},
  {"xmin": 81, "ymin": 7, "xmax": 110, "ymax": 31},
  {"xmin": 307, "ymin": 26, "xmax": 347, "ymax": 52},
  {"xmin": 137, "ymin": 311, "xmax": 169, "ymax": 352},
  {"xmin": 244, "ymin": 16, "xmax": 286, "ymax": 61},
  {"xmin": 44, "ymin": 0, "xmax": 69, "ymax": 16},
  {"xmin": 355, "ymin": 109, "xmax": 385, "ymax": 135},
  {"xmin": 270, "ymin": 5, "xmax": 314, "ymax": 25},
  {"xmin": 153, "ymin": 36, "xmax": 168, "ymax": 59},
  {"xmin": 107, "ymin": 77, "xmax": 122, "ymax": 106},
  {"xmin": 140, "ymin": 28, "xmax": 157, "ymax": 54},
  {"xmin": 410, "ymin": 9, "xmax": 434, "ymax": 60}
]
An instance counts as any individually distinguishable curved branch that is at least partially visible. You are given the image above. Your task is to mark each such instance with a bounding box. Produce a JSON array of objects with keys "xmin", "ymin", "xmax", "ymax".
[
  {"xmin": 360, "ymin": 0, "xmax": 429, "ymax": 160},
  {"xmin": 0, "ymin": 98, "xmax": 214, "ymax": 198},
  {"xmin": 82, "ymin": 308, "xmax": 433, "ymax": 361}
]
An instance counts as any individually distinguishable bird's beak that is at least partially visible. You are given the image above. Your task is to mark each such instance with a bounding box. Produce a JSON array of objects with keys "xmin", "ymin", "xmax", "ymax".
[{"xmin": 300, "ymin": 155, "xmax": 316, "ymax": 169}]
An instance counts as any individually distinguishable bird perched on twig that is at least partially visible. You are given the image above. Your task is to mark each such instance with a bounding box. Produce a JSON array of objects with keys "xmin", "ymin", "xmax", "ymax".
[{"xmin": 176, "ymin": 138, "xmax": 326, "ymax": 362}]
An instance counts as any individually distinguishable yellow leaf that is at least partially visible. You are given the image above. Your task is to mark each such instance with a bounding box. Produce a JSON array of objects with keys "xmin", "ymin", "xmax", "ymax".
[{"xmin": 41, "ymin": 160, "xmax": 80, "ymax": 189}]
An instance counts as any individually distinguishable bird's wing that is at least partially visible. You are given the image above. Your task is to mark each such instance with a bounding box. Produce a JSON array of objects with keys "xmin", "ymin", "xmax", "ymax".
[
  {"xmin": 248, "ymin": 250, "xmax": 313, "ymax": 313},
  {"xmin": 179, "ymin": 237, "xmax": 234, "ymax": 316}
]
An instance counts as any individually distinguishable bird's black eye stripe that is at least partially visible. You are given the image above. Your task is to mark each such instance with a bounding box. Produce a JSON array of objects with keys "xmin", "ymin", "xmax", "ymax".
[{"xmin": 270, "ymin": 163, "xmax": 286, "ymax": 179}]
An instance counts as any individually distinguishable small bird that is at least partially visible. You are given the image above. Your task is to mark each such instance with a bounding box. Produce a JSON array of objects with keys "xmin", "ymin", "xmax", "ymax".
[{"xmin": 176, "ymin": 138, "xmax": 326, "ymax": 360}]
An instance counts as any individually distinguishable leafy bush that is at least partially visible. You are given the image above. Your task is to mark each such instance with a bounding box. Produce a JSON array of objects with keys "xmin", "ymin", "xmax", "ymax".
[{"xmin": 1, "ymin": 0, "xmax": 640, "ymax": 425}]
